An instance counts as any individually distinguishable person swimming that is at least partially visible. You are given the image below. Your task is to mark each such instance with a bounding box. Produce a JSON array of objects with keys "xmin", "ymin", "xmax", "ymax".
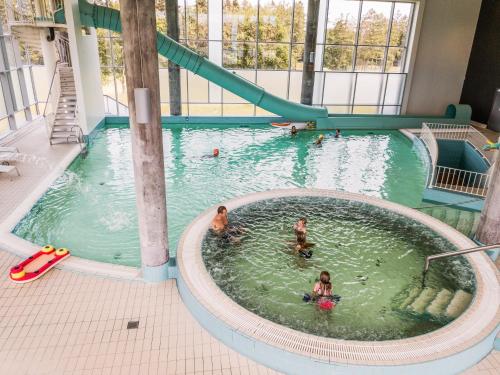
[
  {"xmin": 334, "ymin": 129, "xmax": 341, "ymax": 138},
  {"xmin": 293, "ymin": 218, "xmax": 313, "ymax": 257},
  {"xmin": 291, "ymin": 125, "xmax": 298, "ymax": 136},
  {"xmin": 211, "ymin": 206, "xmax": 243, "ymax": 242},
  {"xmin": 312, "ymin": 271, "xmax": 333, "ymax": 299},
  {"xmin": 314, "ymin": 134, "xmax": 324, "ymax": 146}
]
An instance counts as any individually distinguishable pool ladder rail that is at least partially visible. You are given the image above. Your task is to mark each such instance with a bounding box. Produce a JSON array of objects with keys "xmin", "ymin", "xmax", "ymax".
[{"xmin": 424, "ymin": 243, "xmax": 500, "ymax": 273}]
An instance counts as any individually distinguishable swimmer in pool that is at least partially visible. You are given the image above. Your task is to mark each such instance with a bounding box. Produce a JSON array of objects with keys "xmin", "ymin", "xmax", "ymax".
[
  {"xmin": 211, "ymin": 206, "xmax": 243, "ymax": 242},
  {"xmin": 291, "ymin": 125, "xmax": 298, "ymax": 136},
  {"xmin": 314, "ymin": 134, "xmax": 324, "ymax": 146},
  {"xmin": 335, "ymin": 129, "xmax": 341, "ymax": 138},
  {"xmin": 312, "ymin": 271, "xmax": 333, "ymax": 300},
  {"xmin": 293, "ymin": 218, "xmax": 314, "ymax": 257}
]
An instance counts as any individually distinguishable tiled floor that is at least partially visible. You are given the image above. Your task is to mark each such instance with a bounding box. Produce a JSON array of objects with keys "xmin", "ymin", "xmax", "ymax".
[{"xmin": 0, "ymin": 122, "xmax": 497, "ymax": 374}]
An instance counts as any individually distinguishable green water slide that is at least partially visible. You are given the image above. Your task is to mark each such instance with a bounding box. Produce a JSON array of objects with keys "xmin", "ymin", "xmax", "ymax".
[{"xmin": 58, "ymin": 0, "xmax": 328, "ymax": 121}]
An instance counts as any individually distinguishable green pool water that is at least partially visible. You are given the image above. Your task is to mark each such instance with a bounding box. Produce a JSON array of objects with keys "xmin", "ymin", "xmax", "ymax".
[
  {"xmin": 14, "ymin": 125, "xmax": 427, "ymax": 266},
  {"xmin": 202, "ymin": 197, "xmax": 475, "ymax": 341}
]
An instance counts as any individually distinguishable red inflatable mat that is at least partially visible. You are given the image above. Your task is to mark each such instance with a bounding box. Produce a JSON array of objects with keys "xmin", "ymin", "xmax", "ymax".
[{"xmin": 9, "ymin": 245, "xmax": 70, "ymax": 283}]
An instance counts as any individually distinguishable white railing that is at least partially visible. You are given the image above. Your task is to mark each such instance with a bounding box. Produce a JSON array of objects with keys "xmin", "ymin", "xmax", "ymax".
[
  {"xmin": 424, "ymin": 122, "xmax": 495, "ymax": 164},
  {"xmin": 431, "ymin": 165, "xmax": 490, "ymax": 197},
  {"xmin": 104, "ymin": 95, "xmax": 129, "ymax": 115},
  {"xmin": 420, "ymin": 123, "xmax": 439, "ymax": 185},
  {"xmin": 55, "ymin": 33, "xmax": 71, "ymax": 65}
]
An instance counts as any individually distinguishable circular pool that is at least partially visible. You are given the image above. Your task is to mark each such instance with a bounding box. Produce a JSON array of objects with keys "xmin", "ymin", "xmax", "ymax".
[{"xmin": 177, "ymin": 189, "xmax": 499, "ymax": 374}]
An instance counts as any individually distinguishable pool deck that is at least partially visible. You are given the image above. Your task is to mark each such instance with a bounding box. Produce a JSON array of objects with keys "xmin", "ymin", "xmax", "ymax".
[{"xmin": 0, "ymin": 121, "xmax": 498, "ymax": 374}]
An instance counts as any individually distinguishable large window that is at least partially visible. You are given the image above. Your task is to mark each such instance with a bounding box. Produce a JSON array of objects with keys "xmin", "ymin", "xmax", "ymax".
[
  {"xmin": 0, "ymin": 22, "xmax": 39, "ymax": 137},
  {"xmin": 98, "ymin": 0, "xmax": 415, "ymax": 116}
]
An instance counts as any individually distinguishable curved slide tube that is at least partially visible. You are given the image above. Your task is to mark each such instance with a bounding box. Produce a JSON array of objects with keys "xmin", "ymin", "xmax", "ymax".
[{"xmin": 59, "ymin": 0, "xmax": 328, "ymax": 121}]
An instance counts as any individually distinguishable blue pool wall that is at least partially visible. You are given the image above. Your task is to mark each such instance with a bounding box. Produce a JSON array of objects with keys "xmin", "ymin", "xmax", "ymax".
[
  {"xmin": 102, "ymin": 103, "xmax": 471, "ymax": 130},
  {"xmin": 437, "ymin": 140, "xmax": 491, "ymax": 172}
]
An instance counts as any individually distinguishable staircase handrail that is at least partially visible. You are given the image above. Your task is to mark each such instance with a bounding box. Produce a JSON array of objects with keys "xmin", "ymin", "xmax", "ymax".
[
  {"xmin": 424, "ymin": 243, "xmax": 500, "ymax": 273},
  {"xmin": 43, "ymin": 60, "xmax": 63, "ymax": 118},
  {"xmin": 420, "ymin": 123, "xmax": 439, "ymax": 186}
]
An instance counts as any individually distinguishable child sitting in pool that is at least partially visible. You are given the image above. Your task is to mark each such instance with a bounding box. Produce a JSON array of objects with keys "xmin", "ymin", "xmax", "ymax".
[
  {"xmin": 312, "ymin": 271, "xmax": 333, "ymax": 299},
  {"xmin": 293, "ymin": 218, "xmax": 313, "ymax": 257}
]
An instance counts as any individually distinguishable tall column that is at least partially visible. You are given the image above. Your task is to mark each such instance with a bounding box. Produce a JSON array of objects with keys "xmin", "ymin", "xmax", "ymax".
[
  {"xmin": 476, "ymin": 143, "xmax": 500, "ymax": 244},
  {"xmin": 300, "ymin": 0, "xmax": 320, "ymax": 105},
  {"xmin": 120, "ymin": 0, "xmax": 169, "ymax": 281},
  {"xmin": 166, "ymin": 0, "xmax": 182, "ymax": 115}
]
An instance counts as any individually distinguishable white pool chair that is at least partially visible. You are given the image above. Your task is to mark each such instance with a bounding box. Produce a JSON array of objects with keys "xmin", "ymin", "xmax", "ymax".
[{"xmin": 0, "ymin": 164, "xmax": 20, "ymax": 176}]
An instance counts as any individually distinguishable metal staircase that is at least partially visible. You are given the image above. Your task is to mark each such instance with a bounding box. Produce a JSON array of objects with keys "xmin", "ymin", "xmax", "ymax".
[{"xmin": 48, "ymin": 63, "xmax": 83, "ymax": 145}]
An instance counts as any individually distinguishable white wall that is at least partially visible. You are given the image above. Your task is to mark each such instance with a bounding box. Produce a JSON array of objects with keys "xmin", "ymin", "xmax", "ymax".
[
  {"xmin": 405, "ymin": 0, "xmax": 481, "ymax": 116},
  {"xmin": 64, "ymin": 0, "xmax": 104, "ymax": 134}
]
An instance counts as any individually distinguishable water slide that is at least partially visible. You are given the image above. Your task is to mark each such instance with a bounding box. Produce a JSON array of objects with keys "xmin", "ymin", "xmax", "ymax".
[
  {"xmin": 56, "ymin": 0, "xmax": 328, "ymax": 122},
  {"xmin": 56, "ymin": 1, "xmax": 471, "ymax": 128}
]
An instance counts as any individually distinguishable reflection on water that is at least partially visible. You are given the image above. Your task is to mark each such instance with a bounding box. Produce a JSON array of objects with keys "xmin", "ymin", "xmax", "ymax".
[{"xmin": 14, "ymin": 126, "xmax": 427, "ymax": 266}]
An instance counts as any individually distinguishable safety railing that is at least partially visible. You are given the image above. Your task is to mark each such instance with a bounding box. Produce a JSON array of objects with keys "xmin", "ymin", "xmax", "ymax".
[
  {"xmin": 431, "ymin": 165, "xmax": 490, "ymax": 197},
  {"xmin": 55, "ymin": 33, "xmax": 71, "ymax": 66},
  {"xmin": 420, "ymin": 123, "xmax": 439, "ymax": 186},
  {"xmin": 43, "ymin": 60, "xmax": 63, "ymax": 137},
  {"xmin": 424, "ymin": 122, "xmax": 495, "ymax": 164},
  {"xmin": 104, "ymin": 95, "xmax": 129, "ymax": 116}
]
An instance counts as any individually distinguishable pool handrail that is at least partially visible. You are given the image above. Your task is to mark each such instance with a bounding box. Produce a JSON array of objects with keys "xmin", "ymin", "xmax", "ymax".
[{"xmin": 424, "ymin": 243, "xmax": 500, "ymax": 272}]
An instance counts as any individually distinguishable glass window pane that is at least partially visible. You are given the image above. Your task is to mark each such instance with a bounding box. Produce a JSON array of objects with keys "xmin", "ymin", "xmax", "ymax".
[
  {"xmin": 385, "ymin": 47, "xmax": 405, "ymax": 73},
  {"xmin": 258, "ymin": 0, "xmax": 293, "ymax": 43},
  {"xmin": 223, "ymin": 0, "xmax": 258, "ymax": 42},
  {"xmin": 323, "ymin": 73, "xmax": 355, "ymax": 104},
  {"xmin": 257, "ymin": 43, "xmax": 290, "ymax": 70},
  {"xmin": 382, "ymin": 105, "xmax": 399, "ymax": 115},
  {"xmin": 111, "ymin": 38, "xmax": 124, "ymax": 66},
  {"xmin": 353, "ymin": 73, "xmax": 384, "ymax": 105},
  {"xmin": 353, "ymin": 105, "xmax": 381, "ymax": 114},
  {"xmin": 288, "ymin": 71, "xmax": 302, "ymax": 102},
  {"xmin": 10, "ymin": 70, "xmax": 24, "ymax": 109},
  {"xmin": 187, "ymin": 40, "xmax": 208, "ymax": 57},
  {"xmin": 159, "ymin": 68, "xmax": 170, "ymax": 103},
  {"xmin": 188, "ymin": 104, "xmax": 222, "ymax": 116},
  {"xmin": 0, "ymin": 118, "xmax": 9, "ymax": 135},
  {"xmin": 0, "ymin": 86, "xmax": 7, "ymax": 116},
  {"xmin": 326, "ymin": 105, "xmax": 351, "ymax": 114},
  {"xmin": 187, "ymin": 71, "xmax": 208, "ymax": 103},
  {"xmin": 326, "ymin": 0, "xmax": 360, "ymax": 45},
  {"xmin": 292, "ymin": 0, "xmax": 307, "ymax": 43},
  {"xmin": 185, "ymin": 0, "xmax": 208, "ymax": 41},
  {"xmin": 355, "ymin": 46, "xmax": 384, "ymax": 72},
  {"xmin": 113, "ymin": 68, "xmax": 128, "ymax": 105},
  {"xmin": 101, "ymin": 67, "xmax": 116, "ymax": 99},
  {"xmin": 358, "ymin": 1, "xmax": 391, "ymax": 46},
  {"xmin": 5, "ymin": 38, "xmax": 17, "ymax": 67},
  {"xmin": 257, "ymin": 70, "xmax": 288, "ymax": 98},
  {"xmin": 223, "ymin": 42, "xmax": 256, "ymax": 69},
  {"xmin": 222, "ymin": 70, "xmax": 255, "ymax": 103},
  {"xmin": 390, "ymin": 3, "xmax": 412, "ymax": 47},
  {"xmin": 384, "ymin": 74, "xmax": 405, "ymax": 105},
  {"xmin": 97, "ymin": 32, "xmax": 112, "ymax": 66},
  {"xmin": 323, "ymin": 46, "xmax": 354, "ymax": 71},
  {"xmin": 15, "ymin": 110, "xmax": 26, "ymax": 125},
  {"xmin": 290, "ymin": 44, "xmax": 304, "ymax": 71},
  {"xmin": 255, "ymin": 106, "xmax": 276, "ymax": 116},
  {"xmin": 23, "ymin": 67, "xmax": 36, "ymax": 104},
  {"xmin": 223, "ymin": 103, "xmax": 254, "ymax": 116}
]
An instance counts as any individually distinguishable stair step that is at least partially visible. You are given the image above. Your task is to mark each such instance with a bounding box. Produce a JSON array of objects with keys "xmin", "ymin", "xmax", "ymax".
[
  {"xmin": 430, "ymin": 207, "xmax": 446, "ymax": 222},
  {"xmin": 426, "ymin": 289, "xmax": 454, "ymax": 316},
  {"xmin": 409, "ymin": 288, "xmax": 437, "ymax": 314},
  {"xmin": 400, "ymin": 287, "xmax": 422, "ymax": 309},
  {"xmin": 446, "ymin": 290, "xmax": 473, "ymax": 318},
  {"xmin": 444, "ymin": 208, "xmax": 460, "ymax": 229},
  {"xmin": 51, "ymin": 131, "xmax": 79, "ymax": 138}
]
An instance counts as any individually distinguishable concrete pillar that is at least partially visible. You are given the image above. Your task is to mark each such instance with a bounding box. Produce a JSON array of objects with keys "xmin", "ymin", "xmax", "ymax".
[
  {"xmin": 476, "ymin": 142, "xmax": 500, "ymax": 244},
  {"xmin": 119, "ymin": 0, "xmax": 169, "ymax": 281},
  {"xmin": 166, "ymin": 0, "xmax": 182, "ymax": 116},
  {"xmin": 300, "ymin": 0, "xmax": 320, "ymax": 106},
  {"xmin": 64, "ymin": 0, "xmax": 105, "ymax": 135},
  {"xmin": 39, "ymin": 28, "xmax": 59, "ymax": 115}
]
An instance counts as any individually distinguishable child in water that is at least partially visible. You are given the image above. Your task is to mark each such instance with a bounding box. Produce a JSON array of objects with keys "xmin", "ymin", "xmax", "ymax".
[
  {"xmin": 293, "ymin": 218, "xmax": 313, "ymax": 257},
  {"xmin": 314, "ymin": 134, "xmax": 324, "ymax": 146},
  {"xmin": 312, "ymin": 271, "xmax": 333, "ymax": 299}
]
